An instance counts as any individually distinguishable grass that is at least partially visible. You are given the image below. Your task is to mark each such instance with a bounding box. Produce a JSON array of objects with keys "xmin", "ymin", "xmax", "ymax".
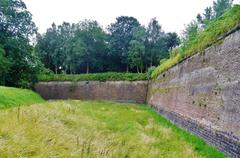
[
  {"xmin": 0, "ymin": 100, "xmax": 227, "ymax": 158},
  {"xmin": 0, "ymin": 86, "xmax": 44, "ymax": 108},
  {"xmin": 152, "ymin": 5, "xmax": 240, "ymax": 78},
  {"xmin": 38, "ymin": 72, "xmax": 148, "ymax": 82}
]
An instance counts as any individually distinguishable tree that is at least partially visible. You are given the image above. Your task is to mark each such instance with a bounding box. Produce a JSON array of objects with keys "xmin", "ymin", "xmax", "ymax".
[
  {"xmin": 36, "ymin": 23, "xmax": 60, "ymax": 73},
  {"xmin": 36, "ymin": 22, "xmax": 76, "ymax": 74},
  {"xmin": 128, "ymin": 26, "xmax": 146, "ymax": 73},
  {"xmin": 145, "ymin": 18, "xmax": 165, "ymax": 67},
  {"xmin": 75, "ymin": 20, "xmax": 107, "ymax": 73},
  {"xmin": 66, "ymin": 36, "xmax": 86, "ymax": 74},
  {"xmin": 0, "ymin": 0, "xmax": 39, "ymax": 87},
  {"xmin": 108, "ymin": 16, "xmax": 140, "ymax": 72},
  {"xmin": 182, "ymin": 20, "xmax": 199, "ymax": 43},
  {"xmin": 213, "ymin": 0, "xmax": 232, "ymax": 18},
  {"xmin": 164, "ymin": 32, "xmax": 180, "ymax": 51},
  {"xmin": 0, "ymin": 0, "xmax": 37, "ymax": 39},
  {"xmin": 36, "ymin": 20, "xmax": 108, "ymax": 74},
  {"xmin": 0, "ymin": 45, "xmax": 10, "ymax": 84},
  {"xmin": 203, "ymin": 7, "xmax": 214, "ymax": 22}
]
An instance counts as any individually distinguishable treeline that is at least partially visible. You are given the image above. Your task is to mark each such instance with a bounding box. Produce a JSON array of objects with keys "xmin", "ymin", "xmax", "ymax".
[
  {"xmin": 36, "ymin": 18, "xmax": 179, "ymax": 74},
  {"xmin": 0, "ymin": 0, "xmax": 235, "ymax": 87}
]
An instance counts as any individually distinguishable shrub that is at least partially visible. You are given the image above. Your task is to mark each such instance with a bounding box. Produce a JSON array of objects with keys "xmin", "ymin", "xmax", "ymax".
[{"xmin": 38, "ymin": 72, "xmax": 148, "ymax": 82}]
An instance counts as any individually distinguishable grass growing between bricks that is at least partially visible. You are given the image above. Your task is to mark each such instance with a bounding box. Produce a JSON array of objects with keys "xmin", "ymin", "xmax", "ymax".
[
  {"xmin": 0, "ymin": 86, "xmax": 44, "ymax": 108},
  {"xmin": 0, "ymin": 100, "xmax": 227, "ymax": 158}
]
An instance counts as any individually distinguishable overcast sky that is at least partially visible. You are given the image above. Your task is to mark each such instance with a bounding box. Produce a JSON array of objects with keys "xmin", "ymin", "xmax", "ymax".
[{"xmin": 23, "ymin": 0, "xmax": 240, "ymax": 34}]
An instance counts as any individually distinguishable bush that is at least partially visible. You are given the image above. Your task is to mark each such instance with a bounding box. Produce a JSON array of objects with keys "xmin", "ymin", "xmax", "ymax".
[{"xmin": 38, "ymin": 72, "xmax": 148, "ymax": 82}]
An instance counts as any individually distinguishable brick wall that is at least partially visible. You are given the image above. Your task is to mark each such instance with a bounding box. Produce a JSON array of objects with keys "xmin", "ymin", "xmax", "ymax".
[
  {"xmin": 147, "ymin": 29, "xmax": 240, "ymax": 157},
  {"xmin": 35, "ymin": 81, "xmax": 148, "ymax": 104}
]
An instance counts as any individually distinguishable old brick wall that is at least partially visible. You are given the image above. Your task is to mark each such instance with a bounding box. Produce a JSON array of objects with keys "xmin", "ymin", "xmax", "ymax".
[
  {"xmin": 35, "ymin": 28, "xmax": 240, "ymax": 157},
  {"xmin": 147, "ymin": 29, "xmax": 240, "ymax": 157},
  {"xmin": 35, "ymin": 81, "xmax": 148, "ymax": 103}
]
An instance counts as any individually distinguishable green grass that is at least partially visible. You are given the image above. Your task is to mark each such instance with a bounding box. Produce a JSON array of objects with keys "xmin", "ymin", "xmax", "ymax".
[
  {"xmin": 0, "ymin": 86, "xmax": 44, "ymax": 108},
  {"xmin": 38, "ymin": 72, "xmax": 148, "ymax": 82},
  {"xmin": 0, "ymin": 100, "xmax": 227, "ymax": 158},
  {"xmin": 152, "ymin": 5, "xmax": 240, "ymax": 78}
]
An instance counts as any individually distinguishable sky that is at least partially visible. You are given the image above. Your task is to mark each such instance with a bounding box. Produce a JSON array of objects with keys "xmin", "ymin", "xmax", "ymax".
[{"xmin": 23, "ymin": 0, "xmax": 240, "ymax": 34}]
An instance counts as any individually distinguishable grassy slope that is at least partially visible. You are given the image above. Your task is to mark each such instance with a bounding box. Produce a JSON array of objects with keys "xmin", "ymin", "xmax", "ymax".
[
  {"xmin": 0, "ymin": 86, "xmax": 44, "ymax": 108},
  {"xmin": 38, "ymin": 72, "xmax": 148, "ymax": 82},
  {"xmin": 0, "ymin": 100, "xmax": 226, "ymax": 158},
  {"xmin": 152, "ymin": 5, "xmax": 240, "ymax": 78}
]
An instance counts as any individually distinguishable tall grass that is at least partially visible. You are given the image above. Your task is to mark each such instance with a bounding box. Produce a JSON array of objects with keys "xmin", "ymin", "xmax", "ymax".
[
  {"xmin": 0, "ymin": 100, "xmax": 226, "ymax": 157},
  {"xmin": 152, "ymin": 5, "xmax": 240, "ymax": 78},
  {"xmin": 0, "ymin": 86, "xmax": 44, "ymax": 108}
]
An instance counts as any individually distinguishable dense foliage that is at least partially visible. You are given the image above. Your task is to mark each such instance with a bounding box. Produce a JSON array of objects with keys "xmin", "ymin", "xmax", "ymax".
[
  {"xmin": 38, "ymin": 72, "xmax": 148, "ymax": 81},
  {"xmin": 0, "ymin": 0, "xmax": 40, "ymax": 87},
  {"xmin": 151, "ymin": 3, "xmax": 238, "ymax": 78},
  {"xmin": 36, "ymin": 18, "xmax": 179, "ymax": 74},
  {"xmin": 0, "ymin": 86, "xmax": 44, "ymax": 108},
  {"xmin": 0, "ymin": 0, "xmax": 238, "ymax": 87}
]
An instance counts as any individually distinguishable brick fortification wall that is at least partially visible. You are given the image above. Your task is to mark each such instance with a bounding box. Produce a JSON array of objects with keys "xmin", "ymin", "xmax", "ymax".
[
  {"xmin": 35, "ymin": 29, "xmax": 240, "ymax": 157},
  {"xmin": 147, "ymin": 29, "xmax": 240, "ymax": 157},
  {"xmin": 35, "ymin": 81, "xmax": 148, "ymax": 104}
]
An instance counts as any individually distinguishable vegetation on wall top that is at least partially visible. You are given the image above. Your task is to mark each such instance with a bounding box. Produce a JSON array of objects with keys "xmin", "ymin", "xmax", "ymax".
[
  {"xmin": 38, "ymin": 72, "xmax": 148, "ymax": 82},
  {"xmin": 151, "ymin": 5, "xmax": 240, "ymax": 78}
]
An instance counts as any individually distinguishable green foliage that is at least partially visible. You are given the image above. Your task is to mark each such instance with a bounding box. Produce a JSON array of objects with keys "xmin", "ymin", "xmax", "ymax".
[
  {"xmin": 36, "ymin": 20, "xmax": 108, "ymax": 74},
  {"xmin": 38, "ymin": 72, "xmax": 148, "ymax": 81},
  {"xmin": 152, "ymin": 5, "xmax": 240, "ymax": 78},
  {"xmin": 164, "ymin": 32, "xmax": 180, "ymax": 50},
  {"xmin": 0, "ymin": 0, "xmax": 39, "ymax": 88},
  {"xmin": 0, "ymin": 45, "xmax": 10, "ymax": 85},
  {"xmin": 128, "ymin": 26, "xmax": 146, "ymax": 72},
  {"xmin": 195, "ymin": 0, "xmax": 232, "ymax": 28},
  {"xmin": 36, "ymin": 16, "xmax": 179, "ymax": 74},
  {"xmin": 145, "ymin": 18, "xmax": 169, "ymax": 67},
  {"xmin": 146, "ymin": 66, "xmax": 156, "ymax": 79},
  {"xmin": 0, "ymin": 86, "xmax": 44, "ymax": 108},
  {"xmin": 213, "ymin": 0, "xmax": 232, "ymax": 18},
  {"xmin": 75, "ymin": 20, "xmax": 108, "ymax": 73},
  {"xmin": 0, "ymin": 100, "xmax": 226, "ymax": 157},
  {"xmin": 108, "ymin": 16, "xmax": 140, "ymax": 72}
]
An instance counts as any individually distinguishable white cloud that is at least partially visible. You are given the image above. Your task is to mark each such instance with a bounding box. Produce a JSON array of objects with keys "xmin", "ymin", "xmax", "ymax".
[{"xmin": 23, "ymin": 0, "xmax": 237, "ymax": 34}]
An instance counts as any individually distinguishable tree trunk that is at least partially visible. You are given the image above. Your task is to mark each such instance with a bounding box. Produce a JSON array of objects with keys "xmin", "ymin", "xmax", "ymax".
[
  {"xmin": 137, "ymin": 66, "xmax": 139, "ymax": 73},
  {"xmin": 86, "ymin": 62, "xmax": 89, "ymax": 74},
  {"xmin": 55, "ymin": 66, "xmax": 58, "ymax": 74},
  {"xmin": 150, "ymin": 56, "xmax": 153, "ymax": 67},
  {"xmin": 126, "ymin": 65, "xmax": 129, "ymax": 73}
]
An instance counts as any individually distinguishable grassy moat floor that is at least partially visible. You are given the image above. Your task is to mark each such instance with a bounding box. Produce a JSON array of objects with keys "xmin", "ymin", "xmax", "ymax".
[{"xmin": 0, "ymin": 100, "xmax": 226, "ymax": 158}]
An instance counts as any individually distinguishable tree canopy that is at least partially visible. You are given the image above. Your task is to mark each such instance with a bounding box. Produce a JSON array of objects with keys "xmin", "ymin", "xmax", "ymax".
[
  {"xmin": 0, "ymin": 0, "xmax": 39, "ymax": 87},
  {"xmin": 0, "ymin": 0, "xmax": 237, "ymax": 87},
  {"xmin": 36, "ymin": 16, "xmax": 179, "ymax": 74}
]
